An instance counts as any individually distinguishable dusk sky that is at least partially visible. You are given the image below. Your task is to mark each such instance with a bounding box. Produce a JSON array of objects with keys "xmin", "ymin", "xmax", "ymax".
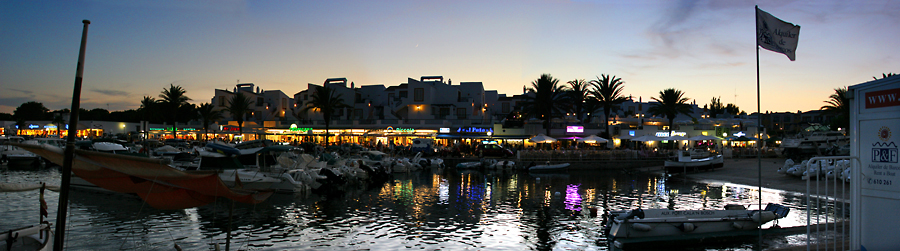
[{"xmin": 1, "ymin": 0, "xmax": 898, "ymax": 115}]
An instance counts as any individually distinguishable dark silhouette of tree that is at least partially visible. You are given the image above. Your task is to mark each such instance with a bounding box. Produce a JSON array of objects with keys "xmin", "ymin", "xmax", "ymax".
[
  {"xmin": 197, "ymin": 102, "xmax": 223, "ymax": 142},
  {"xmin": 13, "ymin": 101, "xmax": 50, "ymax": 121},
  {"xmin": 226, "ymin": 92, "xmax": 254, "ymax": 141},
  {"xmin": 565, "ymin": 79, "xmax": 589, "ymax": 123},
  {"xmin": 589, "ymin": 74, "xmax": 628, "ymax": 138},
  {"xmin": 521, "ymin": 74, "xmax": 567, "ymax": 136},
  {"xmin": 724, "ymin": 103, "xmax": 741, "ymax": 116},
  {"xmin": 158, "ymin": 84, "xmax": 191, "ymax": 138},
  {"xmin": 301, "ymin": 85, "xmax": 350, "ymax": 146},
  {"xmin": 648, "ymin": 88, "xmax": 693, "ymax": 148},
  {"xmin": 821, "ymin": 87, "xmax": 849, "ymax": 134},
  {"xmin": 874, "ymin": 73, "xmax": 897, "ymax": 80},
  {"xmin": 708, "ymin": 97, "xmax": 724, "ymax": 118},
  {"xmin": 0, "ymin": 113, "xmax": 11, "ymax": 120}
]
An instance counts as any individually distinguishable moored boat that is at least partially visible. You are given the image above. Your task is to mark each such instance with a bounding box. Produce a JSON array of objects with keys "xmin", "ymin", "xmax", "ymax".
[
  {"xmin": 664, "ymin": 150, "xmax": 724, "ymax": 173},
  {"xmin": 604, "ymin": 203, "xmax": 790, "ymax": 249},
  {"xmin": 527, "ymin": 162, "xmax": 570, "ymax": 172}
]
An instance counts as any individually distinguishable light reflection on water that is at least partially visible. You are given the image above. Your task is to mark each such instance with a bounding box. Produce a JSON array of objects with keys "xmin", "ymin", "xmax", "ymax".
[{"xmin": 1, "ymin": 167, "xmax": 839, "ymax": 250}]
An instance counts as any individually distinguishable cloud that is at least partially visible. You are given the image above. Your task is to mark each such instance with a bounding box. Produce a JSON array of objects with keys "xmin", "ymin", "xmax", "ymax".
[
  {"xmin": 7, "ymin": 88, "xmax": 34, "ymax": 95},
  {"xmin": 90, "ymin": 88, "xmax": 130, "ymax": 96}
]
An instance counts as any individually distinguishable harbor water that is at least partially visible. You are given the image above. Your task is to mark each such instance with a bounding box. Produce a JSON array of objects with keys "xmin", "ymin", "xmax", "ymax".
[{"xmin": 1, "ymin": 166, "xmax": 820, "ymax": 250}]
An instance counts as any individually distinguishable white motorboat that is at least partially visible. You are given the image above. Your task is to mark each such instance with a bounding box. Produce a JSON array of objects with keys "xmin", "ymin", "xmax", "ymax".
[
  {"xmin": 781, "ymin": 130, "xmax": 848, "ymax": 157},
  {"xmin": 664, "ymin": 150, "xmax": 724, "ymax": 173},
  {"xmin": 1, "ymin": 136, "xmax": 43, "ymax": 169},
  {"xmin": 604, "ymin": 203, "xmax": 790, "ymax": 249}
]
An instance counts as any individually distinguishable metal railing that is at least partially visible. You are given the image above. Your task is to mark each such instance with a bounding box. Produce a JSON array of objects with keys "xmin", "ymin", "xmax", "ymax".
[{"xmin": 805, "ymin": 156, "xmax": 857, "ymax": 251}]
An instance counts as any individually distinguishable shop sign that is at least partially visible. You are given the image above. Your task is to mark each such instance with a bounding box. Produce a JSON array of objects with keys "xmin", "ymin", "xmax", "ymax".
[
  {"xmin": 656, "ymin": 131, "xmax": 687, "ymax": 137},
  {"xmin": 386, "ymin": 126, "xmax": 415, "ymax": 133},
  {"xmin": 455, "ymin": 127, "xmax": 493, "ymax": 133},
  {"xmin": 221, "ymin": 126, "xmax": 240, "ymax": 132},
  {"xmin": 289, "ymin": 124, "xmax": 312, "ymax": 133},
  {"xmin": 44, "ymin": 125, "xmax": 57, "ymax": 129},
  {"xmin": 865, "ymin": 88, "xmax": 900, "ymax": 109},
  {"xmin": 733, "ymin": 131, "xmax": 746, "ymax": 137},
  {"xmin": 439, "ymin": 128, "xmax": 450, "ymax": 133},
  {"xmin": 628, "ymin": 130, "xmax": 635, "ymax": 137},
  {"xmin": 566, "ymin": 126, "xmax": 583, "ymax": 133},
  {"xmin": 28, "ymin": 124, "xmax": 40, "ymax": 129},
  {"xmin": 149, "ymin": 127, "xmax": 197, "ymax": 131}
]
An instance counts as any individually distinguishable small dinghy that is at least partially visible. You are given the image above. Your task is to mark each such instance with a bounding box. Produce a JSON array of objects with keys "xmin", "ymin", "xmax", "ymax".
[{"xmin": 527, "ymin": 162, "xmax": 569, "ymax": 172}]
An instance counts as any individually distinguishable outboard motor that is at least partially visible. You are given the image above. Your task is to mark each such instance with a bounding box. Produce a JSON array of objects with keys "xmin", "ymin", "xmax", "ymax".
[{"xmin": 623, "ymin": 208, "xmax": 645, "ymax": 220}]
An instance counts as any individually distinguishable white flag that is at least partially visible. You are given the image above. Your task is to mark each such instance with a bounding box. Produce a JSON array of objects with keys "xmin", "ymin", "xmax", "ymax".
[{"xmin": 756, "ymin": 6, "xmax": 800, "ymax": 61}]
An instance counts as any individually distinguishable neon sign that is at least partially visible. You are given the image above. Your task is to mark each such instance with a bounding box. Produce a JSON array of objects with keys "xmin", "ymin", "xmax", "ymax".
[
  {"xmin": 456, "ymin": 127, "xmax": 493, "ymax": 133},
  {"xmin": 733, "ymin": 131, "xmax": 746, "ymax": 137},
  {"xmin": 656, "ymin": 132, "xmax": 687, "ymax": 137},
  {"xmin": 27, "ymin": 124, "xmax": 40, "ymax": 129},
  {"xmin": 289, "ymin": 124, "xmax": 312, "ymax": 132},
  {"xmin": 439, "ymin": 128, "xmax": 450, "ymax": 133},
  {"xmin": 386, "ymin": 126, "xmax": 415, "ymax": 132},
  {"xmin": 149, "ymin": 127, "xmax": 197, "ymax": 131},
  {"xmin": 566, "ymin": 126, "xmax": 583, "ymax": 133}
]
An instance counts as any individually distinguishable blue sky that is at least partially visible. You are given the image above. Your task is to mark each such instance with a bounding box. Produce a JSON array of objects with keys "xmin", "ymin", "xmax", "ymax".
[{"xmin": 1, "ymin": 0, "xmax": 898, "ymax": 115}]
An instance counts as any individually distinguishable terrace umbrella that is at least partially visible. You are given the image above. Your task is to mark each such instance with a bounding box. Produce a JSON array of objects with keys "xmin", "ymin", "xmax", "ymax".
[
  {"xmin": 688, "ymin": 135, "xmax": 722, "ymax": 141},
  {"xmin": 529, "ymin": 134, "xmax": 557, "ymax": 143},
  {"xmin": 665, "ymin": 135, "xmax": 689, "ymax": 141},
  {"xmin": 578, "ymin": 135, "xmax": 609, "ymax": 144},
  {"xmin": 529, "ymin": 134, "xmax": 556, "ymax": 150}
]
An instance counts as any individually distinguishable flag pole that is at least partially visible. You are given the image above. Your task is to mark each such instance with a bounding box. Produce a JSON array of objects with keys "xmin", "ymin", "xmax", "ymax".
[
  {"xmin": 755, "ymin": 5, "xmax": 763, "ymax": 248},
  {"xmin": 54, "ymin": 19, "xmax": 90, "ymax": 251}
]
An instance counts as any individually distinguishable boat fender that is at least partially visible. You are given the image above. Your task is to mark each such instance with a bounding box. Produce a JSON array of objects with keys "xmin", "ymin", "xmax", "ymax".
[
  {"xmin": 632, "ymin": 223, "xmax": 652, "ymax": 232},
  {"xmin": 752, "ymin": 211, "xmax": 777, "ymax": 223},
  {"xmin": 732, "ymin": 222, "xmax": 746, "ymax": 229},
  {"xmin": 623, "ymin": 208, "xmax": 645, "ymax": 220},
  {"xmin": 676, "ymin": 223, "xmax": 696, "ymax": 232}
]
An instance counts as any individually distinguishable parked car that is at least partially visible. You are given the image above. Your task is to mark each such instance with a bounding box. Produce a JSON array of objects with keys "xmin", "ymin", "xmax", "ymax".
[{"xmin": 475, "ymin": 143, "xmax": 514, "ymax": 158}]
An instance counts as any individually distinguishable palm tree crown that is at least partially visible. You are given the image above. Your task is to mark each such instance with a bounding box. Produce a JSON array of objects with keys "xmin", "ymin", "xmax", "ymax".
[
  {"xmin": 158, "ymin": 84, "xmax": 191, "ymax": 137},
  {"xmin": 647, "ymin": 88, "xmax": 693, "ymax": 138},
  {"xmin": 589, "ymin": 74, "xmax": 628, "ymax": 138},
  {"xmin": 566, "ymin": 79, "xmax": 589, "ymax": 122},
  {"xmin": 197, "ymin": 102, "xmax": 223, "ymax": 142},
  {"xmin": 226, "ymin": 92, "xmax": 254, "ymax": 140},
  {"xmin": 521, "ymin": 74, "xmax": 568, "ymax": 136},
  {"xmin": 821, "ymin": 87, "xmax": 849, "ymax": 132},
  {"xmin": 301, "ymin": 85, "xmax": 350, "ymax": 145}
]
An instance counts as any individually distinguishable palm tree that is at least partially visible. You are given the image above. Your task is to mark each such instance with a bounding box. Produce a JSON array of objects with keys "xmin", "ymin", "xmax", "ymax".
[
  {"xmin": 521, "ymin": 74, "xmax": 568, "ymax": 136},
  {"xmin": 648, "ymin": 88, "xmax": 693, "ymax": 148},
  {"xmin": 139, "ymin": 96, "xmax": 156, "ymax": 141},
  {"xmin": 301, "ymin": 85, "xmax": 350, "ymax": 146},
  {"xmin": 589, "ymin": 74, "xmax": 628, "ymax": 138},
  {"xmin": 821, "ymin": 87, "xmax": 849, "ymax": 134},
  {"xmin": 157, "ymin": 84, "xmax": 191, "ymax": 138},
  {"xmin": 226, "ymin": 92, "xmax": 254, "ymax": 141},
  {"xmin": 874, "ymin": 73, "xmax": 897, "ymax": 80},
  {"xmin": 51, "ymin": 113, "xmax": 65, "ymax": 138},
  {"xmin": 197, "ymin": 103, "xmax": 223, "ymax": 142},
  {"xmin": 566, "ymin": 79, "xmax": 589, "ymax": 123}
]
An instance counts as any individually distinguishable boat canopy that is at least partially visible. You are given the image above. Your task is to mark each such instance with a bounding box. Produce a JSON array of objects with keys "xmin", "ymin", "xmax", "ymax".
[{"xmin": 12, "ymin": 143, "xmax": 272, "ymax": 210}]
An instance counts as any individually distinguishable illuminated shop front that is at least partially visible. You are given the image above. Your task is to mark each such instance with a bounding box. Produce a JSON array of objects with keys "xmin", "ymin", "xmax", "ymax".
[
  {"xmin": 264, "ymin": 124, "xmax": 437, "ymax": 146},
  {"xmin": 148, "ymin": 127, "xmax": 201, "ymax": 140},
  {"xmin": 14, "ymin": 123, "xmax": 98, "ymax": 138}
]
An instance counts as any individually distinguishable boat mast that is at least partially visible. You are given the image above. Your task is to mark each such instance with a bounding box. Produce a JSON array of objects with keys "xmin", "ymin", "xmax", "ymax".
[{"xmin": 54, "ymin": 19, "xmax": 90, "ymax": 251}]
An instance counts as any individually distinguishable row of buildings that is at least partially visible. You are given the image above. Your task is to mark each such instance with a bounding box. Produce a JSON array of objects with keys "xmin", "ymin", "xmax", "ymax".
[{"xmin": 3, "ymin": 76, "xmax": 839, "ymax": 148}]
